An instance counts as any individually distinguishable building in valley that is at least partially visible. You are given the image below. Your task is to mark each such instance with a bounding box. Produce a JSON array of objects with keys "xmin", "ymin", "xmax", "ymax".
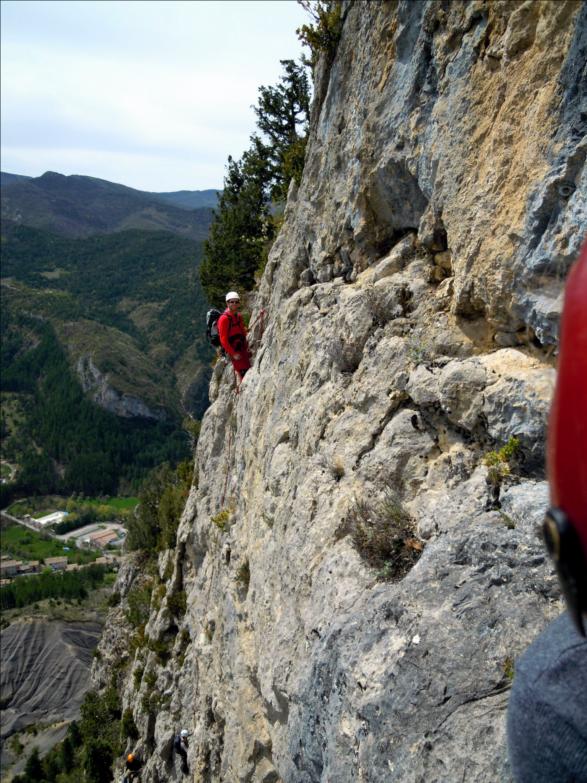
[{"xmin": 44, "ymin": 557, "xmax": 68, "ymax": 571}]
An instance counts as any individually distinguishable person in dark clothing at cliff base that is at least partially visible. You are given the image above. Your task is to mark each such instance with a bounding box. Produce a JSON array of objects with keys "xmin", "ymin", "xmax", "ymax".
[
  {"xmin": 174, "ymin": 729, "xmax": 190, "ymax": 774},
  {"xmin": 123, "ymin": 752, "xmax": 142, "ymax": 782},
  {"xmin": 218, "ymin": 291, "xmax": 251, "ymax": 383},
  {"xmin": 507, "ymin": 240, "xmax": 587, "ymax": 783}
]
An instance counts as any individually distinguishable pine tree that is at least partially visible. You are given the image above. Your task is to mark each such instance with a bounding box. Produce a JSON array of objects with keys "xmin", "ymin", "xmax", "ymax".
[
  {"xmin": 60, "ymin": 735, "xmax": 75, "ymax": 772},
  {"xmin": 200, "ymin": 148, "xmax": 274, "ymax": 307},
  {"xmin": 200, "ymin": 60, "xmax": 310, "ymax": 304},
  {"xmin": 254, "ymin": 59, "xmax": 310, "ymax": 199},
  {"xmin": 23, "ymin": 748, "xmax": 43, "ymax": 781}
]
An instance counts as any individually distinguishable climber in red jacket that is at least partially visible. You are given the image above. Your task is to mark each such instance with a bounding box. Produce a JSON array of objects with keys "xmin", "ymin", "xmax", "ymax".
[{"xmin": 218, "ymin": 291, "xmax": 251, "ymax": 382}]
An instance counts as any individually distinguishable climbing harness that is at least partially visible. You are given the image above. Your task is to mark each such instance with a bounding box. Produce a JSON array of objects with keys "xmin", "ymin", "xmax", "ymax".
[{"xmin": 231, "ymin": 307, "xmax": 267, "ymax": 396}]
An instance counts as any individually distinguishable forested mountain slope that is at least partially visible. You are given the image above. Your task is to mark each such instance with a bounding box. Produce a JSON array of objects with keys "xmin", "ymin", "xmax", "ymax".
[
  {"xmin": 145, "ymin": 188, "xmax": 219, "ymax": 210},
  {"xmin": 1, "ymin": 174, "xmax": 215, "ymax": 498},
  {"xmin": 0, "ymin": 171, "xmax": 214, "ymax": 240},
  {"xmin": 0, "ymin": 172, "xmax": 32, "ymax": 187}
]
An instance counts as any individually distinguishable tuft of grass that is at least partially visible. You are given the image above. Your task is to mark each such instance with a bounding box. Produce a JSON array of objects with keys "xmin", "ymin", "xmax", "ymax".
[
  {"xmin": 346, "ymin": 490, "xmax": 424, "ymax": 581},
  {"xmin": 211, "ymin": 508, "xmax": 232, "ymax": 532},
  {"xmin": 499, "ymin": 512, "xmax": 515, "ymax": 530},
  {"xmin": 484, "ymin": 437, "xmax": 520, "ymax": 486},
  {"xmin": 406, "ymin": 332, "xmax": 431, "ymax": 365},
  {"xmin": 151, "ymin": 583, "xmax": 166, "ymax": 612},
  {"xmin": 125, "ymin": 581, "xmax": 153, "ymax": 628},
  {"xmin": 147, "ymin": 636, "xmax": 172, "ymax": 665},
  {"xmin": 162, "ymin": 557, "xmax": 175, "ymax": 583},
  {"xmin": 502, "ymin": 656, "xmax": 515, "ymax": 682}
]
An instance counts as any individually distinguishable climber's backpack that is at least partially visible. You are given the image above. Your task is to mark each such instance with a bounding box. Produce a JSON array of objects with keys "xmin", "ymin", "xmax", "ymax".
[{"xmin": 206, "ymin": 308, "xmax": 223, "ymax": 348}]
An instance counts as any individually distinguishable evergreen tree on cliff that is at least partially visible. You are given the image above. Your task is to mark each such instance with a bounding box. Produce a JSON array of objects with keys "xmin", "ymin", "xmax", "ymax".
[
  {"xmin": 200, "ymin": 59, "xmax": 310, "ymax": 306},
  {"xmin": 200, "ymin": 143, "xmax": 274, "ymax": 307},
  {"xmin": 254, "ymin": 59, "xmax": 310, "ymax": 200}
]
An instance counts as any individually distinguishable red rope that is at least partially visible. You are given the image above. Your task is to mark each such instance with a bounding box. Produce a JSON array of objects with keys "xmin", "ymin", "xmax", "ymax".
[
  {"xmin": 248, "ymin": 307, "xmax": 267, "ymax": 338},
  {"xmin": 220, "ymin": 418, "xmax": 233, "ymax": 507}
]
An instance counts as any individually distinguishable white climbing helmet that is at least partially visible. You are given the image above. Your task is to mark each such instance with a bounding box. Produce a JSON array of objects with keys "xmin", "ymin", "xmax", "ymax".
[
  {"xmin": 226, "ymin": 291, "xmax": 240, "ymax": 302},
  {"xmin": 180, "ymin": 729, "xmax": 189, "ymax": 737}
]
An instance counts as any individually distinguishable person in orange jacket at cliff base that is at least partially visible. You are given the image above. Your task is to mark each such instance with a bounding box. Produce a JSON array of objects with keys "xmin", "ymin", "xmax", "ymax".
[{"xmin": 218, "ymin": 291, "xmax": 251, "ymax": 383}]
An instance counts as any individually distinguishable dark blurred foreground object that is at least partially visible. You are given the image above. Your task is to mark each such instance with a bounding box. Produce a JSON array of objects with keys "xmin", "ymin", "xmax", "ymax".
[{"xmin": 507, "ymin": 241, "xmax": 587, "ymax": 782}]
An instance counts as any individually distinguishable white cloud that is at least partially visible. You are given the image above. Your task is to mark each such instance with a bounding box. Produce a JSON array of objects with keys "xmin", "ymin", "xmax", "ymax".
[{"xmin": 0, "ymin": 0, "xmax": 309, "ymax": 190}]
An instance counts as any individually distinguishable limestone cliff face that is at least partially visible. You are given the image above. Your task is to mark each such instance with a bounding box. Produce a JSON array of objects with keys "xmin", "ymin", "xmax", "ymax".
[
  {"xmin": 94, "ymin": 3, "xmax": 586, "ymax": 781},
  {"xmin": 76, "ymin": 355, "xmax": 169, "ymax": 421}
]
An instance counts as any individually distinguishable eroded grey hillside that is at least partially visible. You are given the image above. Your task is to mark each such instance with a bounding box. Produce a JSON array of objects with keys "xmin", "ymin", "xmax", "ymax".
[
  {"xmin": 1, "ymin": 621, "xmax": 102, "ymax": 777},
  {"xmin": 93, "ymin": 2, "xmax": 586, "ymax": 781}
]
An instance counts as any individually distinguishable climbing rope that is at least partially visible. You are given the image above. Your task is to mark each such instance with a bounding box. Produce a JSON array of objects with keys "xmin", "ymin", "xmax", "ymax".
[
  {"xmin": 248, "ymin": 307, "xmax": 267, "ymax": 344},
  {"xmin": 220, "ymin": 413, "xmax": 234, "ymax": 507}
]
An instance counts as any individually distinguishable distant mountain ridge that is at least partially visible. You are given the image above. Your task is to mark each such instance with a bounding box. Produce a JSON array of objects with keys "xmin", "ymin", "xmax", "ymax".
[
  {"xmin": 0, "ymin": 171, "xmax": 219, "ymax": 240},
  {"xmin": 0, "ymin": 172, "xmax": 32, "ymax": 187},
  {"xmin": 144, "ymin": 188, "xmax": 219, "ymax": 210},
  {"xmin": 0, "ymin": 169, "xmax": 217, "ymax": 499}
]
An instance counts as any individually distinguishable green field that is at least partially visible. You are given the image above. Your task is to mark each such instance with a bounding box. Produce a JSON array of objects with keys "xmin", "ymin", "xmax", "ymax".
[
  {"xmin": 7, "ymin": 496, "xmax": 70, "ymax": 517},
  {"xmin": 83, "ymin": 496, "xmax": 139, "ymax": 511},
  {"xmin": 0, "ymin": 522, "xmax": 100, "ymax": 565},
  {"xmin": 8, "ymin": 495, "xmax": 137, "ymax": 517}
]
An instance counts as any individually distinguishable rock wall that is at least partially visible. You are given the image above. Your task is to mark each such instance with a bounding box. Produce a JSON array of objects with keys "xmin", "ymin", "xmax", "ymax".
[
  {"xmin": 95, "ymin": 2, "xmax": 586, "ymax": 781},
  {"xmin": 76, "ymin": 355, "xmax": 169, "ymax": 421}
]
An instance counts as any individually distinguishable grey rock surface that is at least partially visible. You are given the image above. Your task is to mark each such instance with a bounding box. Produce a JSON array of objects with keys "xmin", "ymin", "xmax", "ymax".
[
  {"xmin": 76, "ymin": 355, "xmax": 168, "ymax": 421},
  {"xmin": 1, "ymin": 621, "xmax": 102, "ymax": 739},
  {"xmin": 0, "ymin": 620, "xmax": 102, "ymax": 777},
  {"xmin": 95, "ymin": 2, "xmax": 585, "ymax": 782}
]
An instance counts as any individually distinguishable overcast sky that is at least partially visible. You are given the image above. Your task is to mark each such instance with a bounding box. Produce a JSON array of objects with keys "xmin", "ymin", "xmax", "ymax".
[{"xmin": 0, "ymin": 0, "xmax": 308, "ymax": 191}]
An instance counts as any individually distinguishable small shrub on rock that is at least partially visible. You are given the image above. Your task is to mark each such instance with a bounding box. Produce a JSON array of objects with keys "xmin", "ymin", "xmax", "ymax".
[
  {"xmin": 502, "ymin": 656, "xmax": 515, "ymax": 682},
  {"xmin": 120, "ymin": 708, "xmax": 139, "ymax": 741},
  {"xmin": 147, "ymin": 636, "xmax": 172, "ymax": 664},
  {"xmin": 132, "ymin": 665, "xmax": 144, "ymax": 691},
  {"xmin": 211, "ymin": 508, "xmax": 232, "ymax": 532},
  {"xmin": 167, "ymin": 589, "xmax": 187, "ymax": 617},
  {"xmin": 9, "ymin": 735, "xmax": 24, "ymax": 757},
  {"xmin": 347, "ymin": 490, "xmax": 424, "ymax": 581},
  {"xmin": 297, "ymin": 0, "xmax": 343, "ymax": 66},
  {"xmin": 484, "ymin": 436, "xmax": 520, "ymax": 486},
  {"xmin": 126, "ymin": 582, "xmax": 153, "ymax": 628}
]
